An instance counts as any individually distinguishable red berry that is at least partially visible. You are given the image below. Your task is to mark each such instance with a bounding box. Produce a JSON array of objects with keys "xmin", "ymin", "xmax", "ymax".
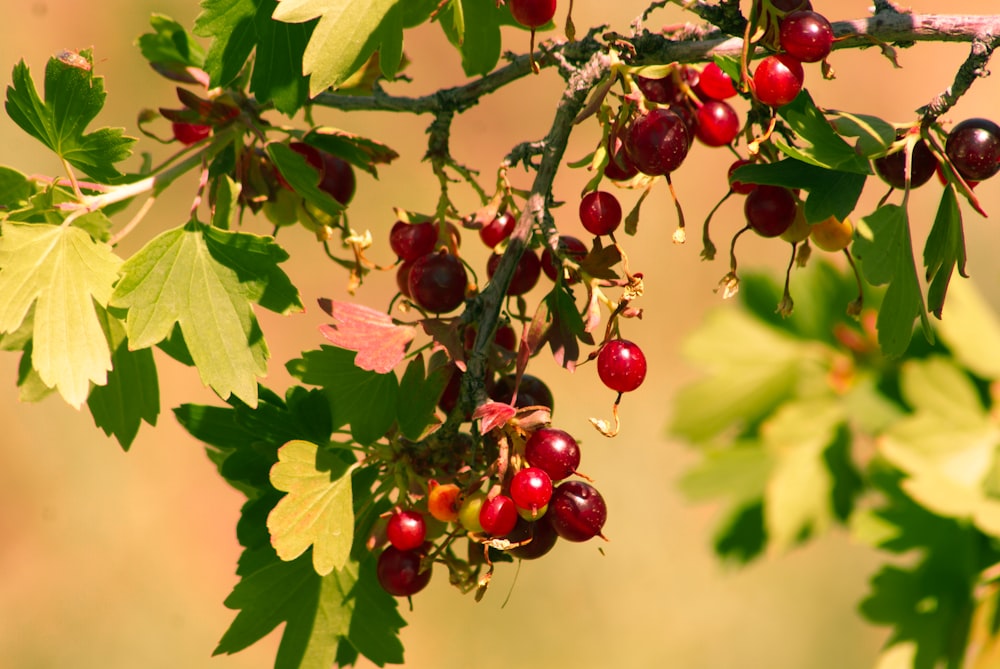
[
  {"xmin": 695, "ymin": 100, "xmax": 741, "ymax": 147},
  {"xmin": 945, "ymin": 118, "xmax": 1000, "ymax": 182},
  {"xmin": 389, "ymin": 221, "xmax": 438, "ymax": 260},
  {"xmin": 548, "ymin": 480, "xmax": 607, "ymax": 542},
  {"xmin": 695, "ymin": 62, "xmax": 738, "ymax": 100},
  {"xmin": 728, "ymin": 159, "xmax": 757, "ymax": 194},
  {"xmin": 479, "ymin": 212, "xmax": 516, "ymax": 248},
  {"xmin": 873, "ymin": 139, "xmax": 937, "ymax": 189},
  {"xmin": 604, "ymin": 133, "xmax": 640, "ymax": 181},
  {"xmin": 579, "ymin": 190, "xmax": 623, "ymax": 236},
  {"xmin": 486, "ymin": 250, "xmax": 542, "ymax": 296},
  {"xmin": 779, "ymin": 10, "xmax": 834, "ymax": 63},
  {"xmin": 408, "ymin": 251, "xmax": 468, "ymax": 313},
  {"xmin": 386, "ymin": 510, "xmax": 427, "ymax": 551},
  {"xmin": 395, "ymin": 258, "xmax": 415, "ymax": 297},
  {"xmin": 377, "ymin": 545, "xmax": 433, "ymax": 597},
  {"xmin": 744, "ymin": 185, "xmax": 797, "ymax": 237},
  {"xmin": 525, "ymin": 428, "xmax": 581, "ymax": 481},
  {"xmin": 491, "ymin": 374, "xmax": 554, "ymax": 411},
  {"xmin": 752, "ymin": 54, "xmax": 804, "ymax": 107},
  {"xmin": 479, "ymin": 494, "xmax": 519, "ymax": 537},
  {"xmin": 635, "ymin": 66, "xmax": 698, "ymax": 105},
  {"xmin": 508, "ymin": 0, "xmax": 556, "ymax": 28},
  {"xmin": 507, "ymin": 516, "xmax": 559, "ymax": 559},
  {"xmin": 597, "ymin": 339, "xmax": 647, "ymax": 393},
  {"xmin": 510, "ymin": 467, "xmax": 553, "ymax": 514},
  {"xmin": 287, "ymin": 142, "xmax": 356, "ymax": 205},
  {"xmin": 172, "ymin": 121, "xmax": 211, "ymax": 145},
  {"xmin": 625, "ymin": 108, "xmax": 691, "ymax": 176}
]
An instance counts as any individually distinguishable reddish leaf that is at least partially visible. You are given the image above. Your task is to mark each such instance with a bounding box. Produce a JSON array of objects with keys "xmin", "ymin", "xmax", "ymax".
[
  {"xmin": 318, "ymin": 299, "xmax": 416, "ymax": 374},
  {"xmin": 473, "ymin": 401, "xmax": 517, "ymax": 434},
  {"xmin": 421, "ymin": 319, "xmax": 467, "ymax": 372}
]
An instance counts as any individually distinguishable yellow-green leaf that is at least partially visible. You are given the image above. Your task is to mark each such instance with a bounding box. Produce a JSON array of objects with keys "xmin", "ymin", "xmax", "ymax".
[{"xmin": 267, "ymin": 439, "xmax": 355, "ymax": 576}]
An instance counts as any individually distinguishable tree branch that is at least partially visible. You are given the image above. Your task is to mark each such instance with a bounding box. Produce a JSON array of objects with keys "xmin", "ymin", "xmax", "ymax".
[{"xmin": 312, "ymin": 14, "xmax": 1000, "ymax": 117}]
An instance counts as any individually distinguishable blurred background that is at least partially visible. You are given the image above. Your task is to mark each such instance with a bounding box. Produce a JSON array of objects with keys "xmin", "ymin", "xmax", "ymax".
[{"xmin": 1, "ymin": 1, "xmax": 999, "ymax": 667}]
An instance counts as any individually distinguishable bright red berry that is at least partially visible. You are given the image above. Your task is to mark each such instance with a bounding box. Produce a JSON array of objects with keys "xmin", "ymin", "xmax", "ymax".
[
  {"xmin": 479, "ymin": 494, "xmax": 519, "ymax": 537},
  {"xmin": 479, "ymin": 212, "xmax": 516, "ymax": 248},
  {"xmin": 510, "ymin": 467, "xmax": 553, "ymax": 514},
  {"xmin": 752, "ymin": 54, "xmax": 804, "ymax": 107},
  {"xmin": 597, "ymin": 339, "xmax": 647, "ymax": 393},
  {"xmin": 779, "ymin": 10, "xmax": 834, "ymax": 63},
  {"xmin": 695, "ymin": 62, "xmax": 738, "ymax": 100},
  {"xmin": 695, "ymin": 100, "xmax": 740, "ymax": 147},
  {"xmin": 386, "ymin": 510, "xmax": 427, "ymax": 551},
  {"xmin": 172, "ymin": 121, "xmax": 211, "ymax": 145}
]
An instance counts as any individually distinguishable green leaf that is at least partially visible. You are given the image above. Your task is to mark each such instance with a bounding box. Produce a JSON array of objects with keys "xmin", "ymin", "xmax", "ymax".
[
  {"xmin": 195, "ymin": 0, "xmax": 258, "ymax": 87},
  {"xmin": 828, "ymin": 110, "xmax": 896, "ymax": 158},
  {"xmin": 396, "ymin": 353, "xmax": 447, "ymax": 441},
  {"xmin": 251, "ymin": 0, "xmax": 313, "ymax": 115},
  {"xmin": 110, "ymin": 221, "xmax": 301, "ymax": 407},
  {"xmin": 273, "ymin": 0, "xmax": 406, "ymax": 96},
  {"xmin": 301, "ymin": 128, "xmax": 398, "ymax": 176},
  {"xmin": 136, "ymin": 14, "xmax": 206, "ymax": 69},
  {"xmin": 268, "ymin": 439, "xmax": 355, "ymax": 575},
  {"xmin": 0, "ymin": 223, "xmax": 121, "ymax": 407},
  {"xmin": 923, "ymin": 185, "xmax": 966, "ymax": 319},
  {"xmin": 731, "ymin": 159, "xmax": 865, "ymax": 223},
  {"xmin": 935, "ymin": 278, "xmax": 1000, "ymax": 380},
  {"xmin": 670, "ymin": 308, "xmax": 825, "ymax": 443},
  {"xmin": 678, "ymin": 443, "xmax": 773, "ymax": 504},
  {"xmin": 87, "ymin": 306, "xmax": 159, "ymax": 450},
  {"xmin": 0, "ymin": 166, "xmax": 37, "ymax": 209},
  {"xmin": 7, "ymin": 187, "xmax": 113, "ymax": 241},
  {"xmin": 761, "ymin": 398, "xmax": 844, "ymax": 551},
  {"xmin": 338, "ymin": 557, "xmax": 406, "ymax": 664},
  {"xmin": 267, "ymin": 143, "xmax": 344, "ymax": 218},
  {"xmin": 773, "ymin": 91, "xmax": 870, "ymax": 174},
  {"xmin": 211, "ymin": 175, "xmax": 240, "ymax": 230},
  {"xmin": 853, "ymin": 204, "xmax": 932, "ymax": 356},
  {"xmin": 287, "ymin": 345, "xmax": 398, "ymax": 445},
  {"xmin": 4, "ymin": 50, "xmax": 134, "ymax": 181},
  {"xmin": 214, "ymin": 554, "xmax": 346, "ymax": 666},
  {"xmin": 438, "ymin": 0, "xmax": 503, "ymax": 77},
  {"xmin": 878, "ymin": 356, "xmax": 1000, "ymax": 537}
]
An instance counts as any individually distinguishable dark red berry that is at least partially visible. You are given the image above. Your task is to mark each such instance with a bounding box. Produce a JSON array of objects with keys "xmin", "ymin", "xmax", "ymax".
[
  {"xmin": 479, "ymin": 212, "xmax": 516, "ymax": 248},
  {"xmin": 946, "ymin": 118, "xmax": 1000, "ymax": 182},
  {"xmin": 508, "ymin": 0, "xmax": 556, "ymax": 28},
  {"xmin": 389, "ymin": 221, "xmax": 438, "ymax": 260},
  {"xmin": 437, "ymin": 364, "xmax": 462, "ymax": 414},
  {"xmin": 491, "ymin": 374, "xmax": 554, "ymax": 411},
  {"xmin": 510, "ymin": 467, "xmax": 553, "ymax": 514},
  {"xmin": 728, "ymin": 159, "xmax": 757, "ymax": 194},
  {"xmin": 541, "ymin": 235, "xmax": 588, "ymax": 283},
  {"xmin": 386, "ymin": 510, "xmax": 427, "ymax": 551},
  {"xmin": 287, "ymin": 142, "xmax": 356, "ymax": 205},
  {"xmin": 579, "ymin": 191, "xmax": 623, "ymax": 236},
  {"xmin": 752, "ymin": 54, "xmax": 804, "ymax": 107},
  {"xmin": 695, "ymin": 62, "xmax": 738, "ymax": 101},
  {"xmin": 548, "ymin": 480, "xmax": 607, "ymax": 542},
  {"xmin": 507, "ymin": 516, "xmax": 559, "ymax": 559},
  {"xmin": 625, "ymin": 108, "xmax": 691, "ymax": 176},
  {"xmin": 395, "ymin": 259, "xmax": 415, "ymax": 297},
  {"xmin": 597, "ymin": 339, "xmax": 647, "ymax": 393},
  {"xmin": 525, "ymin": 427, "xmax": 581, "ymax": 481},
  {"xmin": 744, "ymin": 185, "xmax": 797, "ymax": 237},
  {"xmin": 635, "ymin": 66, "xmax": 698, "ymax": 105},
  {"xmin": 172, "ymin": 121, "xmax": 211, "ymax": 145},
  {"xmin": 479, "ymin": 494, "xmax": 519, "ymax": 536},
  {"xmin": 408, "ymin": 251, "xmax": 468, "ymax": 313},
  {"xmin": 604, "ymin": 133, "xmax": 640, "ymax": 181},
  {"xmin": 780, "ymin": 10, "xmax": 834, "ymax": 63},
  {"xmin": 873, "ymin": 138, "xmax": 937, "ymax": 189},
  {"xmin": 486, "ymin": 250, "xmax": 542, "ymax": 296},
  {"xmin": 377, "ymin": 545, "xmax": 432, "ymax": 596},
  {"xmin": 695, "ymin": 100, "xmax": 740, "ymax": 147}
]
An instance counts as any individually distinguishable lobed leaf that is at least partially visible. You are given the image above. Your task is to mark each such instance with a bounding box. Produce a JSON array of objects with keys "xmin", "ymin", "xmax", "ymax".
[
  {"xmin": 0, "ymin": 223, "xmax": 122, "ymax": 407},
  {"xmin": 4, "ymin": 50, "xmax": 134, "ymax": 181},
  {"xmin": 267, "ymin": 439, "xmax": 355, "ymax": 575}
]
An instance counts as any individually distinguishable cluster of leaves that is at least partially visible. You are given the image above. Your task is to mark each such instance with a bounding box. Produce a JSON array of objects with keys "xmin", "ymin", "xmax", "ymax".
[{"xmin": 673, "ymin": 262, "xmax": 1000, "ymax": 667}]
